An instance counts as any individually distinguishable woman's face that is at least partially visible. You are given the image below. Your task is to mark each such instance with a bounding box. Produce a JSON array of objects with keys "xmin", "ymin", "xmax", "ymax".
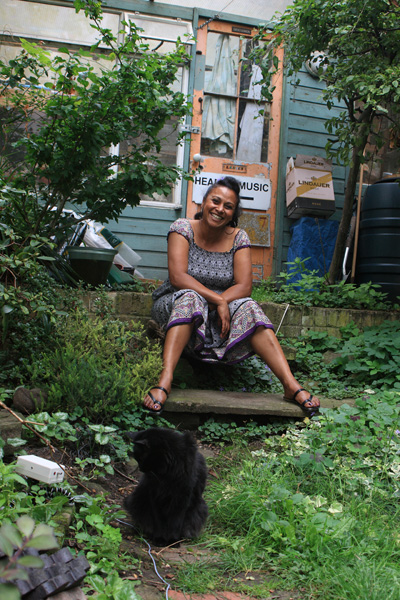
[{"xmin": 201, "ymin": 186, "xmax": 238, "ymax": 229}]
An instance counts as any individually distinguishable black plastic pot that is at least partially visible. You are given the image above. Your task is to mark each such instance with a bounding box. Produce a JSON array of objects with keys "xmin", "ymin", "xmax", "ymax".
[{"xmin": 66, "ymin": 246, "xmax": 117, "ymax": 287}]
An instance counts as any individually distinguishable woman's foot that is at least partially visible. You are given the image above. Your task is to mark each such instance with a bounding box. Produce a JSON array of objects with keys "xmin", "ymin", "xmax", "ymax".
[
  {"xmin": 283, "ymin": 386, "xmax": 320, "ymax": 415},
  {"xmin": 143, "ymin": 385, "xmax": 169, "ymax": 413}
]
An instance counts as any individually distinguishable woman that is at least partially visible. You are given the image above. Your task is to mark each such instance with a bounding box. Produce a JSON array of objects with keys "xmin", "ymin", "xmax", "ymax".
[{"xmin": 143, "ymin": 176, "xmax": 320, "ymax": 416}]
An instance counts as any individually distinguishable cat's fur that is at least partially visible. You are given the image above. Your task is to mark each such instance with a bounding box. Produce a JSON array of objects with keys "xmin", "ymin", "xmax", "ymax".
[{"xmin": 123, "ymin": 427, "xmax": 208, "ymax": 546}]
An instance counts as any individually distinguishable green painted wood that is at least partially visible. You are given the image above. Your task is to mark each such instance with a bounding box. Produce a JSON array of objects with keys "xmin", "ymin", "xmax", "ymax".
[
  {"xmin": 103, "ymin": 0, "xmax": 194, "ymax": 20},
  {"xmin": 276, "ymin": 67, "xmax": 349, "ymax": 274}
]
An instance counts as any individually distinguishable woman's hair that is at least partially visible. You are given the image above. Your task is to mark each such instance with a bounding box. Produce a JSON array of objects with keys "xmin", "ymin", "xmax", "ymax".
[{"xmin": 194, "ymin": 176, "xmax": 242, "ymax": 227}]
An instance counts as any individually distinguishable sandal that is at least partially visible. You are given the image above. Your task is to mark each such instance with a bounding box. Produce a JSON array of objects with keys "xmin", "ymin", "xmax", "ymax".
[
  {"xmin": 144, "ymin": 386, "xmax": 169, "ymax": 415},
  {"xmin": 284, "ymin": 388, "xmax": 320, "ymax": 416}
]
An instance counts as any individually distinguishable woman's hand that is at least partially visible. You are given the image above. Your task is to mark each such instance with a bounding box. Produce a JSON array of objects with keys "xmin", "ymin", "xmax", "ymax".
[{"xmin": 216, "ymin": 297, "xmax": 230, "ymax": 338}]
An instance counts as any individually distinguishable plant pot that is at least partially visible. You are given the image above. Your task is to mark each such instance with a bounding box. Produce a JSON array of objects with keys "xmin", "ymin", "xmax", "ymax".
[{"xmin": 66, "ymin": 246, "xmax": 117, "ymax": 287}]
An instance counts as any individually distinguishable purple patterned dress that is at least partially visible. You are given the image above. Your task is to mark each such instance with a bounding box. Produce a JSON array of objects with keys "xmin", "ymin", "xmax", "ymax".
[{"xmin": 151, "ymin": 219, "xmax": 274, "ymax": 364}]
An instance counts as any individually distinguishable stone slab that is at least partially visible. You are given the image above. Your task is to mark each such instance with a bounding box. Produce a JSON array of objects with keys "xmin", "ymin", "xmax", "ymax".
[
  {"xmin": 165, "ymin": 389, "xmax": 354, "ymax": 418},
  {"xmin": 0, "ymin": 409, "xmax": 23, "ymax": 456}
]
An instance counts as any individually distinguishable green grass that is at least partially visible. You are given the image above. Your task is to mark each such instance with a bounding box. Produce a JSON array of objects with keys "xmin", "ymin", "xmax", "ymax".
[{"xmin": 175, "ymin": 389, "xmax": 400, "ymax": 599}]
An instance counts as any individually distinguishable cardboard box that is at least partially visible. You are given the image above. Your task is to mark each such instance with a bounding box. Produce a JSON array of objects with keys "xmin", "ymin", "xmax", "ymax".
[
  {"xmin": 286, "ymin": 155, "xmax": 335, "ymax": 218},
  {"xmin": 287, "ymin": 198, "xmax": 336, "ymax": 219}
]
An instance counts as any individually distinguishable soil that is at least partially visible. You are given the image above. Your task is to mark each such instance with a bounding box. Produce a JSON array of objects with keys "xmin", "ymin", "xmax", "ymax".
[{"xmin": 22, "ymin": 441, "xmax": 308, "ymax": 600}]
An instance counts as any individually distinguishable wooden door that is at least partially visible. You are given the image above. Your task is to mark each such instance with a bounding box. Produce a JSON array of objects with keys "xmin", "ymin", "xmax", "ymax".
[{"xmin": 186, "ymin": 18, "xmax": 284, "ymax": 281}]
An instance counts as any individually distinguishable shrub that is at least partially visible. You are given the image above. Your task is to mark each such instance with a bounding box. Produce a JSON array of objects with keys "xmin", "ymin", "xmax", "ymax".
[{"xmin": 26, "ymin": 306, "xmax": 162, "ymax": 421}]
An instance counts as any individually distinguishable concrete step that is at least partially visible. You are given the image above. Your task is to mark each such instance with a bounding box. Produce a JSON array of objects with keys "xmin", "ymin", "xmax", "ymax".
[{"xmin": 164, "ymin": 388, "xmax": 354, "ymax": 423}]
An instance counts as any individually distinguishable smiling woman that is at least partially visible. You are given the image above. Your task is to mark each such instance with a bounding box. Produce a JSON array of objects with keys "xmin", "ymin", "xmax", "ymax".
[{"xmin": 142, "ymin": 176, "xmax": 321, "ymax": 417}]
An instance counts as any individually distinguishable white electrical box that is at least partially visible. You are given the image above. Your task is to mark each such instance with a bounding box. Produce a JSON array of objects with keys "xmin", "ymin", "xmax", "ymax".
[{"xmin": 15, "ymin": 455, "xmax": 65, "ymax": 484}]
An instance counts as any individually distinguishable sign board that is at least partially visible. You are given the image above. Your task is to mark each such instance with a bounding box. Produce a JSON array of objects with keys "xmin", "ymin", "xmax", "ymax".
[
  {"xmin": 238, "ymin": 213, "xmax": 270, "ymax": 247},
  {"xmin": 192, "ymin": 172, "xmax": 271, "ymax": 210}
]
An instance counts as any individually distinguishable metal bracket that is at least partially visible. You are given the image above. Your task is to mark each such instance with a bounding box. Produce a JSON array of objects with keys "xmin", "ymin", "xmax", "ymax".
[{"xmin": 180, "ymin": 124, "xmax": 200, "ymax": 134}]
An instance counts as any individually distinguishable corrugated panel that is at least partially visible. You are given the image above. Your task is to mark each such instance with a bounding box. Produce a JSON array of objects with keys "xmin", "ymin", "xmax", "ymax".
[{"xmin": 274, "ymin": 68, "xmax": 348, "ymax": 276}]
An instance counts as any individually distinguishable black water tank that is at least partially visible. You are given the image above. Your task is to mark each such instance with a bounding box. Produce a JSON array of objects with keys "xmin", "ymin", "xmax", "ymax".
[{"xmin": 355, "ymin": 177, "xmax": 400, "ymax": 303}]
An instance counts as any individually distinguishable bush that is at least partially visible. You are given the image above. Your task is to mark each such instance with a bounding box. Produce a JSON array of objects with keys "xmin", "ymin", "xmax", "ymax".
[{"xmin": 26, "ymin": 305, "xmax": 162, "ymax": 421}]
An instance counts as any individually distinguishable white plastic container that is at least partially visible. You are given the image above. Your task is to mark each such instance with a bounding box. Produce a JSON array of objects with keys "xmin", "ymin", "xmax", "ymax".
[
  {"xmin": 15, "ymin": 455, "xmax": 65, "ymax": 484},
  {"xmin": 97, "ymin": 228, "xmax": 142, "ymax": 268}
]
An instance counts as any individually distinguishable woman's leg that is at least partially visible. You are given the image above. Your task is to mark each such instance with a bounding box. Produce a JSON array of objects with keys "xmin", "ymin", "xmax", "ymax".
[
  {"xmin": 250, "ymin": 326, "xmax": 320, "ymax": 408},
  {"xmin": 143, "ymin": 322, "xmax": 194, "ymax": 411}
]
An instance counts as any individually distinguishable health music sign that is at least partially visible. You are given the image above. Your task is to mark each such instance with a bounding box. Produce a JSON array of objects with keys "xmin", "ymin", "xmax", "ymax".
[{"xmin": 192, "ymin": 172, "xmax": 271, "ymax": 210}]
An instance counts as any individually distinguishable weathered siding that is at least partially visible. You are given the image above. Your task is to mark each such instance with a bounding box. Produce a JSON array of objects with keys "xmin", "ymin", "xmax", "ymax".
[
  {"xmin": 273, "ymin": 70, "xmax": 349, "ymax": 275},
  {"xmin": 106, "ymin": 205, "xmax": 183, "ymax": 281}
]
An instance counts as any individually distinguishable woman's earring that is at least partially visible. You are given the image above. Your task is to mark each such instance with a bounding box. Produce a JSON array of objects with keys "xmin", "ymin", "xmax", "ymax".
[{"xmin": 199, "ymin": 208, "xmax": 204, "ymax": 218}]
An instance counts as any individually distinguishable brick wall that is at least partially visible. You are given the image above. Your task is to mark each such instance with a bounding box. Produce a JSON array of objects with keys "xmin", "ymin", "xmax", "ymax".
[{"xmin": 81, "ymin": 291, "xmax": 399, "ymax": 339}]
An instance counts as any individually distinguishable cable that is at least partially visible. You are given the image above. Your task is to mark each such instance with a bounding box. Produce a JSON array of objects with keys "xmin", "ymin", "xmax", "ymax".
[
  {"xmin": 196, "ymin": 0, "xmax": 236, "ymax": 29},
  {"xmin": 115, "ymin": 518, "xmax": 171, "ymax": 600}
]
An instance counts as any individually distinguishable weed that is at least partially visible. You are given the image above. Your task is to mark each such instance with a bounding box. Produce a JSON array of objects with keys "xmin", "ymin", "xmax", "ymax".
[{"xmin": 252, "ymin": 258, "xmax": 399, "ymax": 310}]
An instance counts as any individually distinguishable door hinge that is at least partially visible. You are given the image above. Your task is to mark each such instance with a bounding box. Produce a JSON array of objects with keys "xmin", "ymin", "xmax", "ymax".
[{"xmin": 180, "ymin": 124, "xmax": 200, "ymax": 134}]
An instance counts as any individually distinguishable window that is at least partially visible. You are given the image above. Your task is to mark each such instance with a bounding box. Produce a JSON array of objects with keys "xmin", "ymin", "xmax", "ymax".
[
  {"xmin": 201, "ymin": 33, "xmax": 269, "ymax": 163},
  {"xmin": 123, "ymin": 13, "xmax": 193, "ymax": 207}
]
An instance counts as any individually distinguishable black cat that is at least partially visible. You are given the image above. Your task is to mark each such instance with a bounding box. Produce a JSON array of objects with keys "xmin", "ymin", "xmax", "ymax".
[{"xmin": 123, "ymin": 427, "xmax": 208, "ymax": 546}]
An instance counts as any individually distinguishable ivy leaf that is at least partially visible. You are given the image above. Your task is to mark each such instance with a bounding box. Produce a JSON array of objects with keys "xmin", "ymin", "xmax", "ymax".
[{"xmin": 0, "ymin": 532, "xmax": 14, "ymax": 557}]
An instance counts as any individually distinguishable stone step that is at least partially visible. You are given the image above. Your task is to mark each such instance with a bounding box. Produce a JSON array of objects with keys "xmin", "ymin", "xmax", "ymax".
[{"xmin": 163, "ymin": 389, "xmax": 354, "ymax": 422}]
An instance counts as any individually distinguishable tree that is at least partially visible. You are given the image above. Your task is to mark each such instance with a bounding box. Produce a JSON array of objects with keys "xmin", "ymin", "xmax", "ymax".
[
  {"xmin": 0, "ymin": 0, "xmax": 191, "ymax": 242},
  {"xmin": 252, "ymin": 0, "xmax": 400, "ymax": 283}
]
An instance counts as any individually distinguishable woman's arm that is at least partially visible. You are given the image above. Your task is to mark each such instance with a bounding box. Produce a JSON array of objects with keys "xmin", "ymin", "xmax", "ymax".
[
  {"xmin": 168, "ymin": 232, "xmax": 231, "ymax": 336},
  {"xmin": 220, "ymin": 246, "xmax": 253, "ymax": 303}
]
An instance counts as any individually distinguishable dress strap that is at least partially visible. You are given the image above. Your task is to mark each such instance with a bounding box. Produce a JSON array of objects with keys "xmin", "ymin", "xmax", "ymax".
[{"xmin": 167, "ymin": 218, "xmax": 194, "ymax": 243}]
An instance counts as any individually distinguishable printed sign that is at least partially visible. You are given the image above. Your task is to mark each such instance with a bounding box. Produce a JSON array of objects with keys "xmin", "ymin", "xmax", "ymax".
[{"xmin": 192, "ymin": 172, "xmax": 271, "ymax": 210}]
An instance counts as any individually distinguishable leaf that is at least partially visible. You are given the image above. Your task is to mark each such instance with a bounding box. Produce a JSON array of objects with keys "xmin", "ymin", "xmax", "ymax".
[
  {"xmin": 84, "ymin": 574, "xmax": 106, "ymax": 593},
  {"xmin": 0, "ymin": 524, "xmax": 23, "ymax": 549},
  {"xmin": 0, "ymin": 582, "xmax": 22, "ymax": 600},
  {"xmin": 32, "ymin": 523, "xmax": 55, "ymax": 538},
  {"xmin": 26, "ymin": 530, "xmax": 58, "ymax": 551},
  {"xmin": 16, "ymin": 516, "xmax": 35, "ymax": 538},
  {"xmin": 0, "ymin": 533, "xmax": 14, "ymax": 557},
  {"xmin": 118, "ymin": 585, "xmax": 142, "ymax": 600},
  {"xmin": 17, "ymin": 555, "xmax": 44, "ymax": 568},
  {"xmin": 1, "ymin": 568, "xmax": 29, "ymax": 581}
]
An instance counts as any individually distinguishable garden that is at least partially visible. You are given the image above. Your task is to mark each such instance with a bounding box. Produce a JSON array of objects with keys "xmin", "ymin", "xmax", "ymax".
[
  {"xmin": 1, "ymin": 0, "xmax": 400, "ymax": 598},
  {"xmin": 1, "ymin": 256, "xmax": 400, "ymax": 600}
]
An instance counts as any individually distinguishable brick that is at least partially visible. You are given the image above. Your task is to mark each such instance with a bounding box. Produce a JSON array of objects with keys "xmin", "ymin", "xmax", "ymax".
[{"xmin": 313, "ymin": 307, "xmax": 328, "ymax": 328}]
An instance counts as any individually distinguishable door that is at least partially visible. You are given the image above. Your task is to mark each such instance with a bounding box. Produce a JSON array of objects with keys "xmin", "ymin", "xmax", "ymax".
[{"xmin": 187, "ymin": 18, "xmax": 284, "ymax": 281}]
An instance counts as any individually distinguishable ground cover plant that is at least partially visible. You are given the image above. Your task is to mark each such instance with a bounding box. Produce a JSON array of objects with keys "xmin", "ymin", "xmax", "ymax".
[
  {"xmin": 174, "ymin": 389, "xmax": 400, "ymax": 599},
  {"xmin": 2, "ymin": 311, "xmax": 400, "ymax": 599},
  {"xmin": 252, "ymin": 258, "xmax": 400, "ymax": 310},
  {"xmin": 1, "ymin": 247, "xmax": 400, "ymax": 599}
]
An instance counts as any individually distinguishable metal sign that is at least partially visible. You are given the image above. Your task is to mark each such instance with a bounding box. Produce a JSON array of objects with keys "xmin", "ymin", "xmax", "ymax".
[
  {"xmin": 238, "ymin": 212, "xmax": 270, "ymax": 247},
  {"xmin": 192, "ymin": 172, "xmax": 271, "ymax": 210}
]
